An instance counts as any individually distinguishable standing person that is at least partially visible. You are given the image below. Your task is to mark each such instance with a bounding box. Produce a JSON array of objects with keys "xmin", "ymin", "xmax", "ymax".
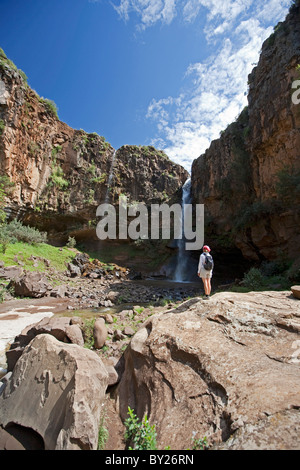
[{"xmin": 197, "ymin": 245, "xmax": 214, "ymax": 299}]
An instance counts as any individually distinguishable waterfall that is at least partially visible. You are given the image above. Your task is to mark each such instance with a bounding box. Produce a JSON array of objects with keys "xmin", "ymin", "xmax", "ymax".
[
  {"xmin": 105, "ymin": 150, "xmax": 117, "ymax": 203},
  {"xmin": 173, "ymin": 177, "xmax": 192, "ymax": 282}
]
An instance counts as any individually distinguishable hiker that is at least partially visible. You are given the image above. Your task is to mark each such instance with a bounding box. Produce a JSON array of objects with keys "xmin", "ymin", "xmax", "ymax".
[{"xmin": 197, "ymin": 245, "xmax": 214, "ymax": 299}]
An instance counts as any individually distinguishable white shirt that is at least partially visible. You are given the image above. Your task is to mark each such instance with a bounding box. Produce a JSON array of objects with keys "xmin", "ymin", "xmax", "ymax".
[{"xmin": 198, "ymin": 252, "xmax": 213, "ymax": 276}]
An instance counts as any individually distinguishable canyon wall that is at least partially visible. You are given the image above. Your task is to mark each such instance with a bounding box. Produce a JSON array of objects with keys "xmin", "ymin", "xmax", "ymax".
[
  {"xmin": 191, "ymin": 5, "xmax": 300, "ymax": 266},
  {"xmin": 0, "ymin": 48, "xmax": 188, "ymax": 252}
]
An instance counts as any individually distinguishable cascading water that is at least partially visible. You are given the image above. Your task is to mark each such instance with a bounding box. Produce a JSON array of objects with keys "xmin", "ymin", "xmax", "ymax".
[
  {"xmin": 105, "ymin": 149, "xmax": 117, "ymax": 203},
  {"xmin": 173, "ymin": 177, "xmax": 192, "ymax": 282}
]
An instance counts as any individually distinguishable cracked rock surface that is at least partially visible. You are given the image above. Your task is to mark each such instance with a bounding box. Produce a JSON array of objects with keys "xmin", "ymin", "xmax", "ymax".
[{"xmin": 112, "ymin": 291, "xmax": 300, "ymax": 450}]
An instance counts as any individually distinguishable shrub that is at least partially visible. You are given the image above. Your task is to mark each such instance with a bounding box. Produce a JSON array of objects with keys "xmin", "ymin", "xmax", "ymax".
[
  {"xmin": 0, "ymin": 219, "xmax": 47, "ymax": 245},
  {"xmin": 66, "ymin": 236, "xmax": 76, "ymax": 248},
  {"xmin": 98, "ymin": 411, "xmax": 109, "ymax": 450},
  {"xmin": 50, "ymin": 165, "xmax": 69, "ymax": 190},
  {"xmin": 82, "ymin": 318, "xmax": 96, "ymax": 349},
  {"xmin": 242, "ymin": 267, "xmax": 265, "ymax": 290},
  {"xmin": 124, "ymin": 407, "xmax": 157, "ymax": 450},
  {"xmin": 39, "ymin": 97, "xmax": 59, "ymax": 119},
  {"xmin": 191, "ymin": 435, "xmax": 208, "ymax": 450},
  {"xmin": 0, "ymin": 47, "xmax": 28, "ymax": 84}
]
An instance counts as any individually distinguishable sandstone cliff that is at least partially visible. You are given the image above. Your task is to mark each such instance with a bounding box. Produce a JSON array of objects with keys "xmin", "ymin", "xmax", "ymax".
[
  {"xmin": 191, "ymin": 6, "xmax": 300, "ymax": 268},
  {"xmin": 0, "ymin": 49, "xmax": 188, "ymax": 249}
]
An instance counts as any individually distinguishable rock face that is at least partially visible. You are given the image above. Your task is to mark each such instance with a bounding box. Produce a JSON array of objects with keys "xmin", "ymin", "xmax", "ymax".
[
  {"xmin": 0, "ymin": 334, "xmax": 109, "ymax": 450},
  {"xmin": 115, "ymin": 291, "xmax": 300, "ymax": 450},
  {"xmin": 191, "ymin": 6, "xmax": 300, "ymax": 264},
  {"xmin": 0, "ymin": 53, "xmax": 188, "ymax": 244}
]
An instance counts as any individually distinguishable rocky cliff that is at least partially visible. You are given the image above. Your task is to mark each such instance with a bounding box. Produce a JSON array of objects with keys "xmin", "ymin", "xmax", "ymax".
[
  {"xmin": 0, "ymin": 48, "xmax": 188, "ymax": 250},
  {"xmin": 191, "ymin": 5, "xmax": 300, "ymax": 268}
]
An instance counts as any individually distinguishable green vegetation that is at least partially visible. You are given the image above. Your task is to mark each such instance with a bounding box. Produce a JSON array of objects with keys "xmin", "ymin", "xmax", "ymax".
[
  {"xmin": 50, "ymin": 164, "xmax": 69, "ymax": 189},
  {"xmin": 191, "ymin": 435, "xmax": 208, "ymax": 451},
  {"xmin": 98, "ymin": 411, "xmax": 109, "ymax": 450},
  {"xmin": 38, "ymin": 97, "xmax": 59, "ymax": 119},
  {"xmin": 91, "ymin": 173, "xmax": 106, "ymax": 184},
  {"xmin": 28, "ymin": 141, "xmax": 40, "ymax": 156},
  {"xmin": 124, "ymin": 407, "xmax": 208, "ymax": 451},
  {"xmin": 0, "ymin": 47, "xmax": 28, "ymax": 84},
  {"xmin": 66, "ymin": 236, "xmax": 76, "ymax": 248},
  {"xmin": 0, "ymin": 240, "xmax": 75, "ymax": 273},
  {"xmin": 0, "ymin": 119, "xmax": 5, "ymax": 135},
  {"xmin": 0, "ymin": 219, "xmax": 47, "ymax": 247},
  {"xmin": 82, "ymin": 318, "xmax": 96, "ymax": 349},
  {"xmin": 0, "ymin": 175, "xmax": 14, "ymax": 223},
  {"xmin": 49, "ymin": 146, "xmax": 69, "ymax": 190},
  {"xmin": 51, "ymin": 145, "xmax": 62, "ymax": 158},
  {"xmin": 124, "ymin": 407, "xmax": 157, "ymax": 450},
  {"xmin": 230, "ymin": 259, "xmax": 293, "ymax": 293},
  {"xmin": 232, "ymin": 200, "xmax": 282, "ymax": 232}
]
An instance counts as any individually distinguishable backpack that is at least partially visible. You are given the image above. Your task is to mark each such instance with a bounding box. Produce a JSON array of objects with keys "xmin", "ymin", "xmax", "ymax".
[{"xmin": 204, "ymin": 253, "xmax": 214, "ymax": 271}]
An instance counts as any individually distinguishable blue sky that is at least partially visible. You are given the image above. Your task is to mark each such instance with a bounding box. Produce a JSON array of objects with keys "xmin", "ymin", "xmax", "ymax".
[{"xmin": 0, "ymin": 0, "xmax": 291, "ymax": 171}]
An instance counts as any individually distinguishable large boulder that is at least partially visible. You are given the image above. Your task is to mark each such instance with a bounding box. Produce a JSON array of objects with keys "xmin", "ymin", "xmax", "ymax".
[
  {"xmin": 0, "ymin": 334, "xmax": 109, "ymax": 450},
  {"xmin": 6, "ymin": 316, "xmax": 84, "ymax": 372},
  {"xmin": 115, "ymin": 291, "xmax": 300, "ymax": 450},
  {"xmin": 8, "ymin": 271, "xmax": 50, "ymax": 298}
]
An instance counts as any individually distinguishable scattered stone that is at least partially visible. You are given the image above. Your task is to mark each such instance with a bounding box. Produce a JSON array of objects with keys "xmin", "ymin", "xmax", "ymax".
[
  {"xmin": 105, "ymin": 313, "xmax": 114, "ymax": 324},
  {"xmin": 70, "ymin": 316, "xmax": 84, "ymax": 327},
  {"xmin": 123, "ymin": 326, "xmax": 135, "ymax": 337},
  {"xmin": 100, "ymin": 300, "xmax": 113, "ymax": 307},
  {"xmin": 67, "ymin": 262, "xmax": 81, "ymax": 277},
  {"xmin": 106, "ymin": 291, "xmax": 119, "ymax": 302},
  {"xmin": 8, "ymin": 271, "xmax": 50, "ymax": 298},
  {"xmin": 65, "ymin": 324, "xmax": 84, "ymax": 347},
  {"xmin": 93, "ymin": 318, "xmax": 107, "ymax": 349},
  {"xmin": 113, "ymin": 329, "xmax": 125, "ymax": 341},
  {"xmin": 0, "ymin": 266, "xmax": 24, "ymax": 281},
  {"xmin": 50, "ymin": 285, "xmax": 66, "ymax": 298},
  {"xmin": 102, "ymin": 358, "xmax": 119, "ymax": 387},
  {"xmin": 291, "ymin": 286, "xmax": 300, "ymax": 300}
]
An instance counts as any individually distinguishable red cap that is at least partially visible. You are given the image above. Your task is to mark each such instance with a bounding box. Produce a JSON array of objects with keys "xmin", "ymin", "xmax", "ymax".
[{"xmin": 203, "ymin": 245, "xmax": 211, "ymax": 252}]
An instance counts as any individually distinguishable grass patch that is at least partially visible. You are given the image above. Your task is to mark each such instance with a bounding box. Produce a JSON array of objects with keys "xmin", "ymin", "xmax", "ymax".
[{"xmin": 0, "ymin": 242, "xmax": 75, "ymax": 272}]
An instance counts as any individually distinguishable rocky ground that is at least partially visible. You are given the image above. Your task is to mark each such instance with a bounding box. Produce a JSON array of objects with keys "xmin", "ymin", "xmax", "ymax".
[
  {"xmin": 1, "ymin": 288, "xmax": 300, "ymax": 450},
  {"xmin": 0, "ymin": 251, "xmax": 202, "ymax": 374},
  {"xmin": 1, "ymin": 249, "xmax": 299, "ymax": 451}
]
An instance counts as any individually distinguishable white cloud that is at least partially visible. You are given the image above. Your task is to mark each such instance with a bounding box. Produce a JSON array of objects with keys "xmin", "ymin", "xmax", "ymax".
[
  {"xmin": 113, "ymin": 0, "xmax": 291, "ymax": 171},
  {"xmin": 113, "ymin": 0, "xmax": 177, "ymax": 28}
]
